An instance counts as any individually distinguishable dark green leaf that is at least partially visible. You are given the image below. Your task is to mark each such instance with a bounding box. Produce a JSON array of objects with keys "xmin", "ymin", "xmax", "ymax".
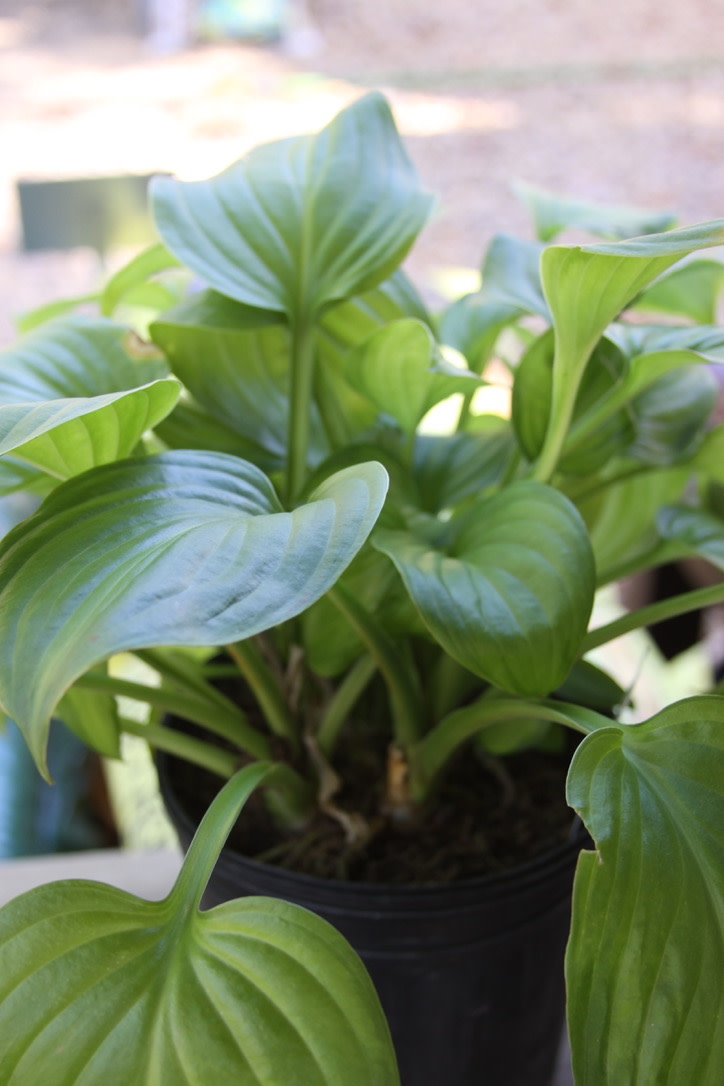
[
  {"xmin": 375, "ymin": 481, "xmax": 595, "ymax": 695},
  {"xmin": 566, "ymin": 697, "xmax": 724, "ymax": 1086},
  {"xmin": 656, "ymin": 504, "xmax": 724, "ymax": 569}
]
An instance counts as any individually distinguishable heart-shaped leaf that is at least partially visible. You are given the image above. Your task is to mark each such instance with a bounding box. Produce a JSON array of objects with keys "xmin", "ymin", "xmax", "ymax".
[
  {"xmin": 374, "ymin": 481, "xmax": 595, "ymax": 695},
  {"xmin": 0, "ymin": 316, "xmax": 178, "ymax": 479},
  {"xmin": 345, "ymin": 319, "xmax": 481, "ymax": 437},
  {"xmin": 151, "ymin": 93, "xmax": 433, "ymax": 322},
  {"xmin": 0, "ymin": 764, "xmax": 399, "ymax": 1086},
  {"xmin": 0, "ymin": 451, "xmax": 388, "ymax": 772},
  {"xmin": 566, "ymin": 697, "xmax": 724, "ymax": 1086}
]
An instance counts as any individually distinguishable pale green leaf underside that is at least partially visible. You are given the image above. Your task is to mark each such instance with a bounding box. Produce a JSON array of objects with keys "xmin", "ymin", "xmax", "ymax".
[
  {"xmin": 151, "ymin": 92, "xmax": 433, "ymax": 319},
  {"xmin": 566, "ymin": 697, "xmax": 724, "ymax": 1086},
  {"xmin": 0, "ymin": 315, "xmax": 178, "ymax": 477},
  {"xmin": 0, "ymin": 451, "xmax": 388, "ymax": 771},
  {"xmin": 0, "ymin": 767, "xmax": 398, "ymax": 1086},
  {"xmin": 375, "ymin": 481, "xmax": 595, "ymax": 695},
  {"xmin": 0, "ymin": 381, "xmax": 180, "ymax": 478}
]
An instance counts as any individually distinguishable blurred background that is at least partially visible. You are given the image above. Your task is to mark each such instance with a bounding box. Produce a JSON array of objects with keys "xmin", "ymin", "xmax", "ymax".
[{"xmin": 2, "ymin": 0, "xmax": 724, "ymax": 345}]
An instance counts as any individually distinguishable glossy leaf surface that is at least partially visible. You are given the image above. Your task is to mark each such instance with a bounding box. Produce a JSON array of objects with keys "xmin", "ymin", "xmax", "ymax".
[
  {"xmin": 566, "ymin": 697, "xmax": 724, "ymax": 1086},
  {"xmin": 0, "ymin": 451, "xmax": 388, "ymax": 771},
  {"xmin": 375, "ymin": 481, "xmax": 595, "ymax": 694},
  {"xmin": 151, "ymin": 92, "xmax": 433, "ymax": 320},
  {"xmin": 0, "ymin": 316, "xmax": 177, "ymax": 478},
  {"xmin": 0, "ymin": 765, "xmax": 399, "ymax": 1086}
]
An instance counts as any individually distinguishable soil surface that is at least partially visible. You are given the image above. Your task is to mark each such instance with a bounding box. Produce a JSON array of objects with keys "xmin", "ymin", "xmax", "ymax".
[
  {"xmin": 166, "ymin": 726, "xmax": 578, "ymax": 884},
  {"xmin": 2, "ymin": 1, "xmax": 724, "ymax": 345}
]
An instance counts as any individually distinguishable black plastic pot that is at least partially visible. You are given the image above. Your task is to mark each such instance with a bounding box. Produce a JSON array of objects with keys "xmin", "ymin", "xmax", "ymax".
[{"xmin": 158, "ymin": 752, "xmax": 583, "ymax": 1086}]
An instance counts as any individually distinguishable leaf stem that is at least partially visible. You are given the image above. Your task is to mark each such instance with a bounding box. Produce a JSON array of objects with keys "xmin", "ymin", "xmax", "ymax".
[
  {"xmin": 327, "ymin": 583, "xmax": 423, "ymax": 748},
  {"xmin": 582, "ymin": 582, "xmax": 724, "ymax": 653},
  {"xmin": 76, "ymin": 672, "xmax": 271, "ymax": 760},
  {"xmin": 287, "ymin": 315, "xmax": 316, "ymax": 503},
  {"xmin": 225, "ymin": 640, "xmax": 300, "ymax": 751},
  {"xmin": 411, "ymin": 697, "xmax": 609, "ymax": 798},
  {"xmin": 119, "ymin": 715, "xmax": 242, "ymax": 778},
  {"xmin": 317, "ymin": 654, "xmax": 377, "ymax": 756}
]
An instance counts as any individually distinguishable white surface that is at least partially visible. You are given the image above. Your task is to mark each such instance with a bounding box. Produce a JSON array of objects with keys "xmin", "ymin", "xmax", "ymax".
[{"xmin": 0, "ymin": 848, "xmax": 183, "ymax": 907}]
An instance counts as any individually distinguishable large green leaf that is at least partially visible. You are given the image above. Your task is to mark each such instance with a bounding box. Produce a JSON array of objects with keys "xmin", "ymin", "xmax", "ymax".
[
  {"xmin": 537, "ymin": 219, "xmax": 724, "ymax": 479},
  {"xmin": 0, "ymin": 316, "xmax": 178, "ymax": 479},
  {"xmin": 374, "ymin": 481, "xmax": 595, "ymax": 695},
  {"xmin": 151, "ymin": 93, "xmax": 433, "ymax": 321},
  {"xmin": 151, "ymin": 291, "xmax": 327, "ymax": 470},
  {"xmin": 345, "ymin": 319, "xmax": 480, "ymax": 438},
  {"xmin": 0, "ymin": 765, "xmax": 399, "ymax": 1086},
  {"xmin": 0, "ymin": 451, "xmax": 388, "ymax": 772},
  {"xmin": 566, "ymin": 697, "xmax": 724, "ymax": 1086}
]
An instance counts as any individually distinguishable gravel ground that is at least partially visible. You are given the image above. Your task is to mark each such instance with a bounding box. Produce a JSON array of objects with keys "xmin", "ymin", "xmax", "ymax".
[{"xmin": 2, "ymin": 0, "xmax": 724, "ymax": 344}]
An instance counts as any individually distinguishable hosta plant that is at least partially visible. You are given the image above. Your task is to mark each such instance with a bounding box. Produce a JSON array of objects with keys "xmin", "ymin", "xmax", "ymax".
[{"xmin": 1, "ymin": 92, "xmax": 724, "ymax": 1085}]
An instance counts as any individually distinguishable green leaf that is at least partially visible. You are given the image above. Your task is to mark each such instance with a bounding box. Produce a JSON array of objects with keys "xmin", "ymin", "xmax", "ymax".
[
  {"xmin": 345, "ymin": 319, "xmax": 480, "ymax": 437},
  {"xmin": 412, "ymin": 424, "xmax": 516, "ymax": 512},
  {"xmin": 151, "ymin": 291, "xmax": 328, "ymax": 470},
  {"xmin": 513, "ymin": 331, "xmax": 634, "ymax": 474},
  {"xmin": 632, "ymin": 258, "xmax": 724, "ymax": 323},
  {"xmin": 687, "ymin": 425, "xmax": 724, "ymax": 482},
  {"xmin": 578, "ymin": 467, "xmax": 689, "ymax": 581},
  {"xmin": 609, "ymin": 322, "xmax": 724, "ymax": 362},
  {"xmin": 566, "ymin": 697, "xmax": 724, "ymax": 1086},
  {"xmin": 15, "ymin": 293, "xmax": 100, "ymax": 334},
  {"xmin": 0, "ymin": 765, "xmax": 399, "ymax": 1086},
  {"xmin": 315, "ymin": 272, "xmax": 429, "ymax": 448},
  {"xmin": 100, "ymin": 242, "xmax": 182, "ymax": 317},
  {"xmin": 478, "ymin": 233, "xmax": 549, "ymax": 318},
  {"xmin": 626, "ymin": 364, "xmax": 717, "ymax": 466},
  {"xmin": 375, "ymin": 481, "xmax": 595, "ymax": 695},
  {"xmin": 437, "ymin": 292, "xmax": 520, "ymax": 372},
  {"xmin": 151, "ymin": 93, "xmax": 433, "ymax": 321},
  {"xmin": 515, "ymin": 181, "xmax": 677, "ymax": 242},
  {"xmin": 656, "ymin": 504, "xmax": 724, "ymax": 569},
  {"xmin": 536, "ymin": 218, "xmax": 724, "ymax": 480},
  {"xmin": 0, "ymin": 316, "xmax": 178, "ymax": 479},
  {"xmin": 0, "ymin": 451, "xmax": 388, "ymax": 773}
]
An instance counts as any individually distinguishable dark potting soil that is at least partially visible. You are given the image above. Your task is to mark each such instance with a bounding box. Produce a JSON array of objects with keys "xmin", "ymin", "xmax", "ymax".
[{"xmin": 166, "ymin": 722, "xmax": 578, "ymax": 885}]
